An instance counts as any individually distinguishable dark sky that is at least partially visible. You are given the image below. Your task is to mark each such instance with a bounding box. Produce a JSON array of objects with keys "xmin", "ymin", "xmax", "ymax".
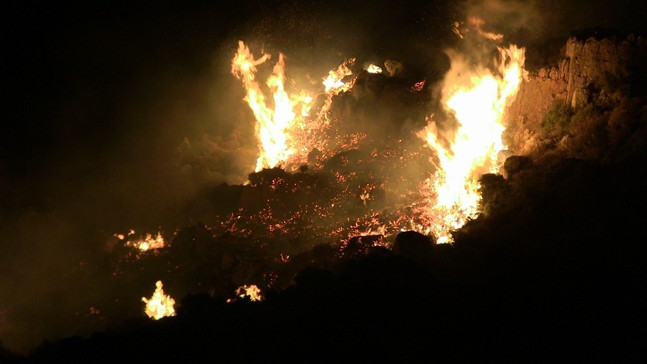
[{"xmin": 1, "ymin": 0, "xmax": 647, "ymax": 354}]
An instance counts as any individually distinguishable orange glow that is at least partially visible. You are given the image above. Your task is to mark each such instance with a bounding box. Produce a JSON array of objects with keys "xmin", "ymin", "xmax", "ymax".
[
  {"xmin": 141, "ymin": 280, "xmax": 176, "ymax": 320},
  {"xmin": 420, "ymin": 45, "xmax": 525, "ymax": 243}
]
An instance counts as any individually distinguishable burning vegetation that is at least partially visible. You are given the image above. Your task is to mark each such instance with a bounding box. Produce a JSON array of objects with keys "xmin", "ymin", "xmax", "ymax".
[{"xmin": 228, "ymin": 29, "xmax": 526, "ymax": 245}]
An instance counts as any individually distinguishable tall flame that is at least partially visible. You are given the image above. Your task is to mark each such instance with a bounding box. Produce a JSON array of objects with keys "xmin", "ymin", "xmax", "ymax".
[
  {"xmin": 232, "ymin": 41, "xmax": 313, "ymax": 172},
  {"xmin": 232, "ymin": 42, "xmax": 365, "ymax": 171},
  {"xmin": 142, "ymin": 280, "xmax": 176, "ymax": 320},
  {"xmin": 421, "ymin": 45, "xmax": 525, "ymax": 243}
]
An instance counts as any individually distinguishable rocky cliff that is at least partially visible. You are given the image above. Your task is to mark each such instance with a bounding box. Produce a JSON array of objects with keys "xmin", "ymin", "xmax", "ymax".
[{"xmin": 504, "ymin": 35, "xmax": 647, "ymax": 157}]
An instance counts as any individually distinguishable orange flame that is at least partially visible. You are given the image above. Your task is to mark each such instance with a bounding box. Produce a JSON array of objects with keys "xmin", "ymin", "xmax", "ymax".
[
  {"xmin": 235, "ymin": 284, "xmax": 263, "ymax": 302},
  {"xmin": 142, "ymin": 280, "xmax": 176, "ymax": 320},
  {"xmin": 130, "ymin": 231, "xmax": 165, "ymax": 251},
  {"xmin": 231, "ymin": 41, "xmax": 314, "ymax": 172},
  {"xmin": 420, "ymin": 45, "xmax": 525, "ymax": 243},
  {"xmin": 232, "ymin": 42, "xmax": 366, "ymax": 171},
  {"xmin": 365, "ymin": 64, "xmax": 383, "ymax": 74},
  {"xmin": 322, "ymin": 58, "xmax": 355, "ymax": 93}
]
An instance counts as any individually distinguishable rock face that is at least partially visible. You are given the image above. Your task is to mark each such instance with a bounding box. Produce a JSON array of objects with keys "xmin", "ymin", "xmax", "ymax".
[{"xmin": 504, "ymin": 35, "xmax": 647, "ymax": 154}]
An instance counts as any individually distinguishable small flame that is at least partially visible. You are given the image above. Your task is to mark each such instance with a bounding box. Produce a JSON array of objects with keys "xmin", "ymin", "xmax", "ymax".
[
  {"xmin": 235, "ymin": 284, "xmax": 263, "ymax": 302},
  {"xmin": 365, "ymin": 64, "xmax": 383, "ymax": 74},
  {"xmin": 468, "ymin": 16, "xmax": 504, "ymax": 41},
  {"xmin": 142, "ymin": 280, "xmax": 176, "ymax": 320},
  {"xmin": 131, "ymin": 231, "xmax": 165, "ymax": 251},
  {"xmin": 322, "ymin": 58, "xmax": 355, "ymax": 93}
]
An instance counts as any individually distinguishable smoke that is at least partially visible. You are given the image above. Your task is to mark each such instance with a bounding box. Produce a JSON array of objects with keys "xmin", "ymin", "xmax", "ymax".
[{"xmin": 458, "ymin": 0, "xmax": 542, "ymax": 40}]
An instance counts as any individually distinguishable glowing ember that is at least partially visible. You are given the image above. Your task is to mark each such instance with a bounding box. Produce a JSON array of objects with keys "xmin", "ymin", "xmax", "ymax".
[
  {"xmin": 420, "ymin": 44, "xmax": 526, "ymax": 243},
  {"xmin": 142, "ymin": 280, "xmax": 176, "ymax": 320}
]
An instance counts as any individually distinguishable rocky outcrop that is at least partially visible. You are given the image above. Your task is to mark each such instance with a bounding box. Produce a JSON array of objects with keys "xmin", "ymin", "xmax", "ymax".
[{"xmin": 504, "ymin": 35, "xmax": 647, "ymax": 154}]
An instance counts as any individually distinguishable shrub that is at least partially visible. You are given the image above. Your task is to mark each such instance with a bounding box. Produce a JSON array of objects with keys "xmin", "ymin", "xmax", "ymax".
[{"xmin": 541, "ymin": 102, "xmax": 573, "ymax": 135}]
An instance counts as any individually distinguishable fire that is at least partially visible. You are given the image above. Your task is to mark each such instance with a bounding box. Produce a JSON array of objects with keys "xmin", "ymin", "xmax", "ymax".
[
  {"xmin": 231, "ymin": 41, "xmax": 313, "ymax": 172},
  {"xmin": 130, "ymin": 231, "xmax": 165, "ymax": 251},
  {"xmin": 232, "ymin": 41, "xmax": 370, "ymax": 172},
  {"xmin": 228, "ymin": 33, "xmax": 524, "ymax": 244},
  {"xmin": 322, "ymin": 58, "xmax": 355, "ymax": 93},
  {"xmin": 235, "ymin": 284, "xmax": 263, "ymax": 302},
  {"xmin": 365, "ymin": 64, "xmax": 383, "ymax": 74},
  {"xmin": 420, "ymin": 45, "xmax": 526, "ymax": 243},
  {"xmin": 142, "ymin": 280, "xmax": 176, "ymax": 320},
  {"xmin": 115, "ymin": 230, "xmax": 165, "ymax": 252}
]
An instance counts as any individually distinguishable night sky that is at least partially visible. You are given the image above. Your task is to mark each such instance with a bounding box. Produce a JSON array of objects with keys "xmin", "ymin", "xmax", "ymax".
[{"xmin": 2, "ymin": 0, "xmax": 647, "ymax": 358}]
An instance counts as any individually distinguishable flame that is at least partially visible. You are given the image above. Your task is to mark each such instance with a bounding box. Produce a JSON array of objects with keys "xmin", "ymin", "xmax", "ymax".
[
  {"xmin": 232, "ymin": 42, "xmax": 368, "ymax": 171},
  {"xmin": 365, "ymin": 64, "xmax": 383, "ymax": 74},
  {"xmin": 235, "ymin": 284, "xmax": 263, "ymax": 302},
  {"xmin": 115, "ymin": 229, "xmax": 165, "ymax": 252},
  {"xmin": 130, "ymin": 231, "xmax": 165, "ymax": 251},
  {"xmin": 232, "ymin": 41, "xmax": 314, "ymax": 172},
  {"xmin": 230, "ymin": 36, "xmax": 524, "ymax": 244},
  {"xmin": 420, "ymin": 45, "xmax": 525, "ymax": 243},
  {"xmin": 323, "ymin": 58, "xmax": 355, "ymax": 93},
  {"xmin": 142, "ymin": 280, "xmax": 176, "ymax": 320}
]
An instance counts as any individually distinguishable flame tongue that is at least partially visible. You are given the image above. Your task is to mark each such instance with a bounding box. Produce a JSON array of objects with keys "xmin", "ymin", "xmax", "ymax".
[
  {"xmin": 232, "ymin": 41, "xmax": 302, "ymax": 172},
  {"xmin": 421, "ymin": 45, "xmax": 526, "ymax": 243}
]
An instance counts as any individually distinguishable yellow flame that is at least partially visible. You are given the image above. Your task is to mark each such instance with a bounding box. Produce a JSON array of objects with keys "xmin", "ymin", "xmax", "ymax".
[
  {"xmin": 365, "ymin": 64, "xmax": 383, "ymax": 74},
  {"xmin": 421, "ymin": 45, "xmax": 525, "ymax": 243},
  {"xmin": 235, "ymin": 284, "xmax": 263, "ymax": 301},
  {"xmin": 232, "ymin": 42, "xmax": 366, "ymax": 171},
  {"xmin": 131, "ymin": 231, "xmax": 165, "ymax": 251},
  {"xmin": 232, "ymin": 41, "xmax": 315, "ymax": 172},
  {"xmin": 115, "ymin": 229, "xmax": 165, "ymax": 251},
  {"xmin": 322, "ymin": 58, "xmax": 355, "ymax": 93},
  {"xmin": 142, "ymin": 280, "xmax": 176, "ymax": 320}
]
